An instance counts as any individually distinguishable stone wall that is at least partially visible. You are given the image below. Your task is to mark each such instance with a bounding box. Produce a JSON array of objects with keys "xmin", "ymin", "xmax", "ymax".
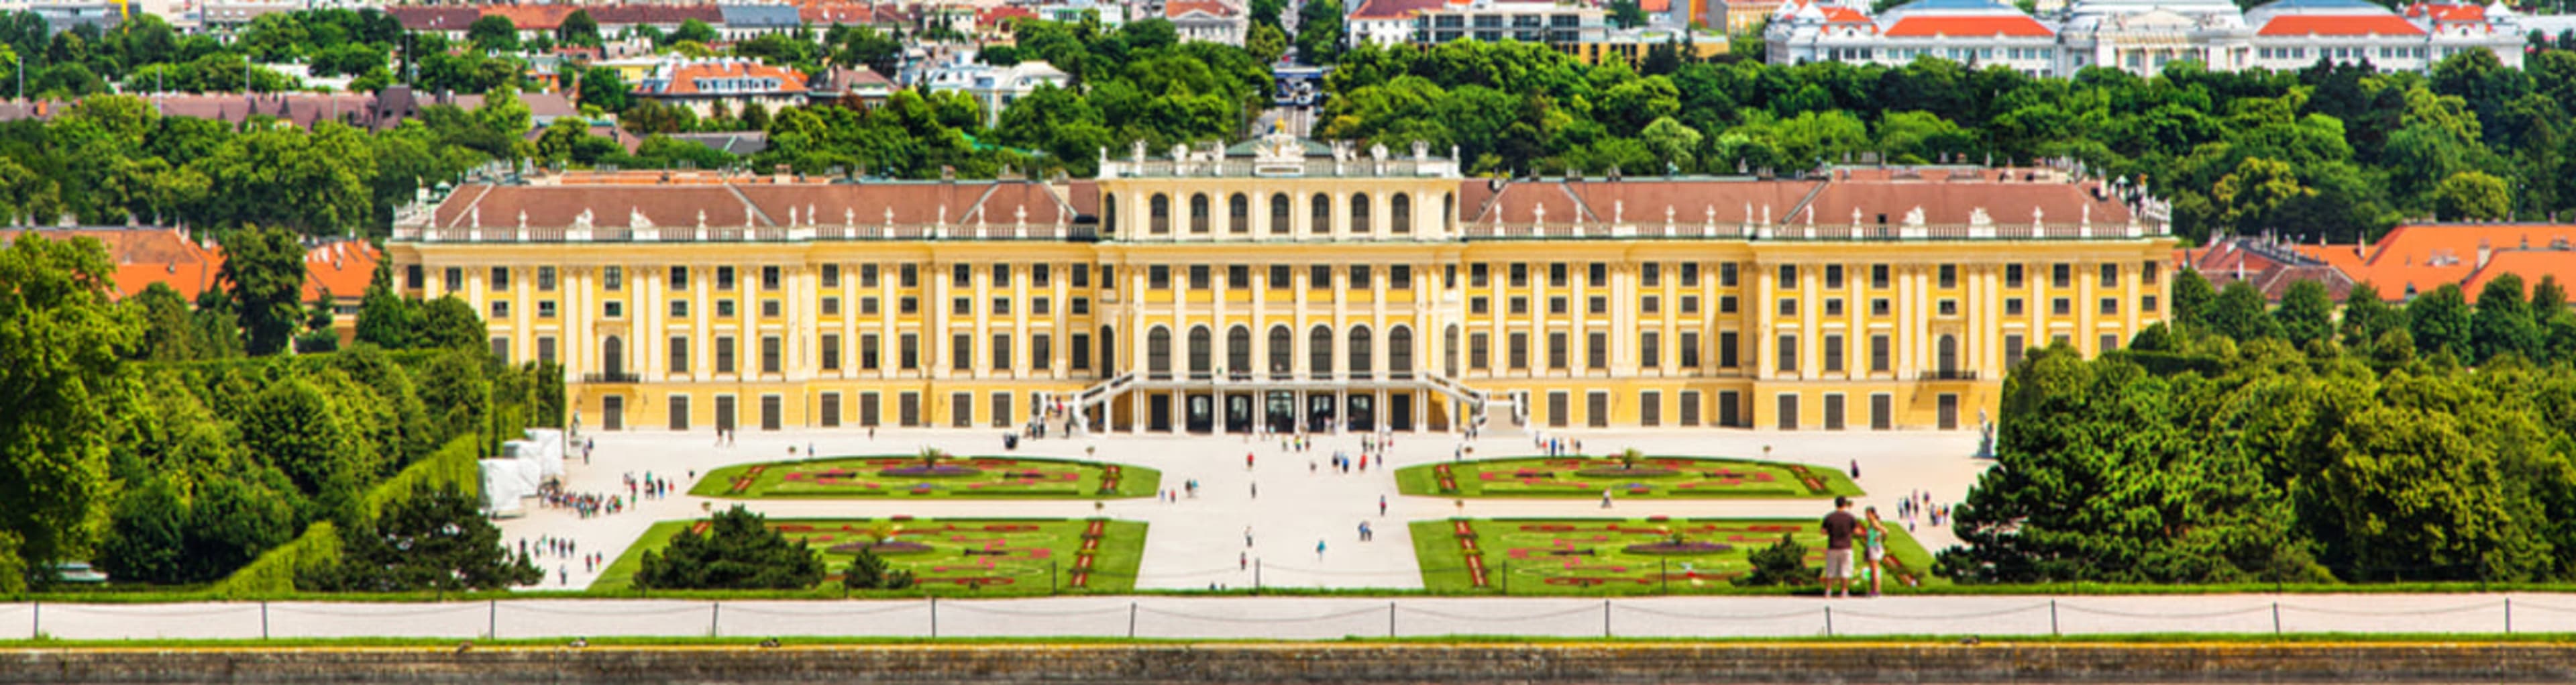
[{"xmin": 8, "ymin": 643, "xmax": 2576, "ymax": 684}]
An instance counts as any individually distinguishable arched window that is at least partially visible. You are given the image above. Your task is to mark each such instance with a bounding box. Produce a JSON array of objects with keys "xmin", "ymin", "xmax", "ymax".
[
  {"xmin": 604, "ymin": 335, "xmax": 625, "ymax": 376},
  {"xmin": 1310, "ymin": 194, "xmax": 1331, "ymax": 235},
  {"xmin": 1148, "ymin": 327, "xmax": 1172, "ymax": 376},
  {"xmin": 1939, "ymin": 335, "xmax": 1959, "ymax": 375},
  {"xmin": 1348, "ymin": 325, "xmax": 1374, "ymax": 377},
  {"xmin": 1189, "ymin": 193, "xmax": 1211, "ymax": 234},
  {"xmin": 1228, "ymin": 193, "xmax": 1250, "ymax": 234},
  {"xmin": 1389, "ymin": 326, "xmax": 1413, "ymax": 374},
  {"xmin": 1227, "ymin": 325, "xmax": 1252, "ymax": 372},
  {"xmin": 1103, "ymin": 194, "xmax": 1118, "ymax": 235},
  {"xmin": 1350, "ymin": 193, "xmax": 1372, "ymax": 233},
  {"xmin": 1270, "ymin": 193, "xmax": 1291, "ymax": 235},
  {"xmin": 1442, "ymin": 193, "xmax": 1454, "ymax": 231},
  {"xmin": 1443, "ymin": 325, "xmax": 1460, "ymax": 377},
  {"xmin": 1309, "ymin": 325, "xmax": 1334, "ymax": 375},
  {"xmin": 1188, "ymin": 326, "xmax": 1212, "ymax": 375},
  {"xmin": 1268, "ymin": 325, "xmax": 1293, "ymax": 374},
  {"xmin": 1390, "ymin": 193, "xmax": 1411, "ymax": 234},
  {"xmin": 1150, "ymin": 194, "xmax": 1171, "ymax": 234}
]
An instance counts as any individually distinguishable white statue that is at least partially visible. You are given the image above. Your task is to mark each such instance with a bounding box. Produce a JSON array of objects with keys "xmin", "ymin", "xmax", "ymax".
[
  {"xmin": 1613, "ymin": 200, "xmax": 1624, "ymax": 225},
  {"xmin": 1902, "ymin": 206, "xmax": 1926, "ymax": 227},
  {"xmin": 696, "ymin": 209, "xmax": 707, "ymax": 229},
  {"xmin": 574, "ymin": 208, "xmax": 594, "ymax": 230},
  {"xmin": 631, "ymin": 207, "xmax": 653, "ymax": 229},
  {"xmin": 517, "ymin": 210, "xmax": 527, "ymax": 229},
  {"xmin": 1969, "ymin": 206, "xmax": 1991, "ymax": 227}
]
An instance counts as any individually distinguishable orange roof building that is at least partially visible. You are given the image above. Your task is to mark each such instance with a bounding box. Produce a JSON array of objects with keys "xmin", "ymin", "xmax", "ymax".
[
  {"xmin": 633, "ymin": 58, "xmax": 811, "ymax": 119},
  {"xmin": 2190, "ymin": 225, "xmax": 2576, "ymax": 303},
  {"xmin": 1768, "ymin": 0, "xmax": 2523, "ymax": 76}
]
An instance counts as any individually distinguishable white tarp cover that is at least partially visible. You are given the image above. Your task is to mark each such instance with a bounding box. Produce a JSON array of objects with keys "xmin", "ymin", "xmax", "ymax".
[
  {"xmin": 479, "ymin": 458, "xmax": 537, "ymax": 517},
  {"xmin": 520, "ymin": 429, "xmax": 567, "ymax": 480}
]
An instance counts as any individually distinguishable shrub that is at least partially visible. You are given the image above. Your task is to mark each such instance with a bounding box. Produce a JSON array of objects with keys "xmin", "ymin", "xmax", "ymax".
[
  {"xmin": 633, "ymin": 506, "xmax": 825, "ymax": 590},
  {"xmin": 842, "ymin": 547, "xmax": 915, "ymax": 590},
  {"xmin": 1732, "ymin": 533, "xmax": 1811, "ymax": 587}
]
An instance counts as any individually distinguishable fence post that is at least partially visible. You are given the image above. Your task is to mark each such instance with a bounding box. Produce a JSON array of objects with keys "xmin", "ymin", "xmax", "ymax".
[
  {"xmin": 262, "ymin": 601, "xmax": 270, "ymax": 640},
  {"xmin": 1128, "ymin": 602, "xmax": 1138, "ymax": 638},
  {"xmin": 1660, "ymin": 559, "xmax": 1668, "ymax": 594},
  {"xmin": 2506, "ymin": 597, "xmax": 2514, "ymax": 635},
  {"xmin": 1823, "ymin": 605, "xmax": 1833, "ymax": 637},
  {"xmin": 709, "ymin": 602, "xmax": 720, "ymax": 637},
  {"xmin": 1254, "ymin": 560, "xmax": 1262, "ymax": 591},
  {"xmin": 1051, "ymin": 560, "xmax": 1059, "ymax": 594},
  {"xmin": 29, "ymin": 600, "xmax": 36, "ymax": 639},
  {"xmin": 1388, "ymin": 601, "xmax": 1397, "ymax": 638},
  {"xmin": 2271, "ymin": 602, "xmax": 2280, "ymax": 635},
  {"xmin": 1602, "ymin": 600, "xmax": 1611, "ymax": 638},
  {"xmin": 487, "ymin": 599, "xmax": 497, "ymax": 639},
  {"xmin": 2049, "ymin": 600, "xmax": 2059, "ymax": 637},
  {"xmin": 1501, "ymin": 562, "xmax": 1509, "ymax": 595},
  {"xmin": 929, "ymin": 596, "xmax": 938, "ymax": 638}
]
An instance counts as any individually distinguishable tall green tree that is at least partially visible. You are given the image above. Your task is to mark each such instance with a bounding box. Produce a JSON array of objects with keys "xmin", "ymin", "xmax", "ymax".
[
  {"xmin": 466, "ymin": 14, "xmax": 520, "ymax": 52},
  {"xmin": 0, "ymin": 233, "xmax": 141, "ymax": 590},
  {"xmin": 1293, "ymin": 0, "xmax": 1344, "ymax": 65},
  {"xmin": 219, "ymin": 225, "xmax": 308, "ymax": 356},
  {"xmin": 2275, "ymin": 280, "xmax": 2335, "ymax": 347},
  {"xmin": 632, "ymin": 505, "xmax": 826, "ymax": 590},
  {"xmin": 2341, "ymin": 281, "xmax": 2400, "ymax": 349},
  {"xmin": 2410, "ymin": 283, "xmax": 2476, "ymax": 361},
  {"xmin": 300, "ymin": 485, "xmax": 541, "ymax": 592},
  {"xmin": 2171, "ymin": 268, "xmax": 2217, "ymax": 332},
  {"xmin": 2207, "ymin": 280, "xmax": 2282, "ymax": 341},
  {"xmin": 2473, "ymin": 273, "xmax": 2540, "ymax": 362}
]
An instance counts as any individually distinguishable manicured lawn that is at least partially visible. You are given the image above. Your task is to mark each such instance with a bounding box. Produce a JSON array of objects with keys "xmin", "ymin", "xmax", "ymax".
[
  {"xmin": 593, "ymin": 517, "xmax": 1150, "ymax": 594},
  {"xmin": 1393, "ymin": 456, "xmax": 1863, "ymax": 498},
  {"xmin": 690, "ymin": 455, "xmax": 1160, "ymax": 499},
  {"xmin": 1410, "ymin": 517, "xmax": 1938, "ymax": 596}
]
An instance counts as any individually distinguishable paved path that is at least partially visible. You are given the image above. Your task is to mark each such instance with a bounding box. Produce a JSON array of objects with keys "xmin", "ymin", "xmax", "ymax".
[
  {"xmin": 499, "ymin": 426, "xmax": 1986, "ymax": 591},
  {"xmin": 11, "ymin": 594, "xmax": 2573, "ymax": 640}
]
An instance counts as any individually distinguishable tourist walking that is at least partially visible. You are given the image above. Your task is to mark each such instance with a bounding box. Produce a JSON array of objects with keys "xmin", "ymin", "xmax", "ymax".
[
  {"xmin": 1316, "ymin": 539, "xmax": 1327, "ymax": 559},
  {"xmin": 1245, "ymin": 526, "xmax": 1254, "ymax": 548},
  {"xmin": 1379, "ymin": 495, "xmax": 1387, "ymax": 517},
  {"xmin": 1864, "ymin": 506, "xmax": 1887, "ymax": 598},
  {"xmin": 1819, "ymin": 496, "xmax": 1858, "ymax": 598}
]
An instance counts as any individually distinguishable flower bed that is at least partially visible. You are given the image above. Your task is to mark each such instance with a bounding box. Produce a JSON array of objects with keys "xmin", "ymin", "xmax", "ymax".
[
  {"xmin": 1397, "ymin": 455, "xmax": 1858, "ymax": 499},
  {"xmin": 880, "ymin": 464, "xmax": 985, "ymax": 478},
  {"xmin": 1621, "ymin": 541, "xmax": 1735, "ymax": 556}
]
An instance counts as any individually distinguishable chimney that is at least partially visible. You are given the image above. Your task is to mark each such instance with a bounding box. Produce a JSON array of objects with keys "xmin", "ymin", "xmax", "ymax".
[{"xmin": 2478, "ymin": 239, "xmax": 2493, "ymax": 270}]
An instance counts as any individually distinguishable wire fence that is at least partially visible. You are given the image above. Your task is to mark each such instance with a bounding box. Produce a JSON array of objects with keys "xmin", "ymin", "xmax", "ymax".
[{"xmin": 7, "ymin": 594, "xmax": 2576, "ymax": 641}]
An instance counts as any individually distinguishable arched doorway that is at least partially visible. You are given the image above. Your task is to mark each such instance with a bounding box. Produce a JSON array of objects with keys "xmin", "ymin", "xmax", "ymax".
[{"xmin": 1938, "ymin": 334, "xmax": 1958, "ymax": 376}]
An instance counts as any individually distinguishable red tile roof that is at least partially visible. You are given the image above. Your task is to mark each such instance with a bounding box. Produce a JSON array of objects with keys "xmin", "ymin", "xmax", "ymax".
[
  {"xmin": 642, "ymin": 61, "xmax": 810, "ymax": 96},
  {"xmin": 301, "ymin": 240, "xmax": 378, "ymax": 303},
  {"xmin": 0, "ymin": 228, "xmax": 373, "ymax": 305},
  {"xmin": 1640, "ymin": 0, "xmax": 1672, "ymax": 13},
  {"xmin": 2405, "ymin": 2, "xmax": 2483, "ymax": 21},
  {"xmin": 2313, "ymin": 224, "xmax": 2576, "ymax": 301},
  {"xmin": 385, "ymin": 6, "xmax": 480, "ymax": 32},
  {"xmin": 1882, "ymin": 15, "xmax": 2052, "ymax": 37},
  {"xmin": 2256, "ymin": 14, "xmax": 2424, "ymax": 36},
  {"xmin": 1166, "ymin": 0, "xmax": 1240, "ymax": 17},
  {"xmin": 1819, "ymin": 5, "xmax": 1871, "ymax": 22},
  {"xmin": 588, "ymin": 4, "xmax": 726, "ymax": 25},
  {"xmin": 2461, "ymin": 250, "xmax": 2576, "ymax": 303},
  {"xmin": 482, "ymin": 5, "xmax": 577, "ymax": 31},
  {"xmin": 1350, "ymin": 0, "xmax": 1450, "ymax": 20}
]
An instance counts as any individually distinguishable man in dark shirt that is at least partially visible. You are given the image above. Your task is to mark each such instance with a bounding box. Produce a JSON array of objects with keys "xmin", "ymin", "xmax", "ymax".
[{"xmin": 1819, "ymin": 496, "xmax": 1858, "ymax": 598}]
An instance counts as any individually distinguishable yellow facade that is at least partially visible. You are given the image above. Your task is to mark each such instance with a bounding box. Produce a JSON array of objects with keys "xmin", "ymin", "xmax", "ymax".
[{"xmin": 389, "ymin": 137, "xmax": 2174, "ymax": 435}]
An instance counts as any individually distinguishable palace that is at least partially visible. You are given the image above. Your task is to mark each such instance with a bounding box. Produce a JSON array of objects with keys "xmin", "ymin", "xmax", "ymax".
[{"xmin": 387, "ymin": 135, "xmax": 2174, "ymax": 435}]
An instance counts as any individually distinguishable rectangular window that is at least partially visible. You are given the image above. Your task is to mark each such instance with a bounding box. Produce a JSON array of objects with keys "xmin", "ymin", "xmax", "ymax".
[
  {"xmin": 1778, "ymin": 299, "xmax": 1797, "ymax": 317},
  {"xmin": 1071, "ymin": 264, "xmax": 1088, "ymax": 288},
  {"xmin": 1684, "ymin": 296, "xmax": 1702, "ymax": 314},
  {"xmin": 1098, "ymin": 265, "xmax": 1114, "ymax": 288},
  {"xmin": 1071, "ymin": 333, "xmax": 1091, "ymax": 370},
  {"xmin": 490, "ymin": 301, "xmax": 509, "ymax": 319},
  {"xmin": 1150, "ymin": 265, "xmax": 1172, "ymax": 289},
  {"xmin": 1228, "ymin": 264, "xmax": 1249, "ymax": 288},
  {"xmin": 953, "ymin": 264, "xmax": 972, "ymax": 288},
  {"xmin": 822, "ymin": 264, "xmax": 840, "ymax": 288},
  {"xmin": 1640, "ymin": 331, "xmax": 1660, "ymax": 368},
  {"xmin": 1642, "ymin": 296, "xmax": 1660, "ymax": 314},
  {"xmin": 991, "ymin": 333, "xmax": 1012, "ymax": 370},
  {"xmin": 1825, "ymin": 264, "xmax": 1843, "ymax": 289},
  {"xmin": 1391, "ymin": 265, "xmax": 1412, "ymax": 290},
  {"xmin": 953, "ymin": 298, "xmax": 971, "ymax": 315},
  {"xmin": 443, "ymin": 267, "xmax": 462, "ymax": 292},
  {"xmin": 2142, "ymin": 261, "xmax": 2161, "ymax": 286},
  {"xmin": 1713, "ymin": 262, "xmax": 1731, "ymax": 287},
  {"xmin": 1939, "ymin": 264, "xmax": 1957, "ymax": 289},
  {"xmin": 2100, "ymin": 264, "xmax": 2118, "ymax": 288},
  {"xmin": 900, "ymin": 297, "xmax": 918, "ymax": 315},
  {"xmin": 1587, "ymin": 296, "xmax": 1606, "ymax": 315},
  {"xmin": 490, "ymin": 266, "xmax": 510, "ymax": 290},
  {"xmin": 1509, "ymin": 332, "xmax": 1530, "ymax": 369},
  {"xmin": 668, "ymin": 336, "xmax": 690, "ymax": 374},
  {"xmin": 1509, "ymin": 297, "xmax": 1529, "ymax": 315},
  {"xmin": 716, "ymin": 335, "xmax": 737, "ymax": 374},
  {"xmin": 1681, "ymin": 332, "xmax": 1701, "ymax": 368},
  {"xmin": 1871, "ymin": 264, "xmax": 1889, "ymax": 289},
  {"xmin": 760, "ymin": 299, "xmax": 779, "ymax": 317},
  {"xmin": 1586, "ymin": 332, "xmax": 1607, "ymax": 370},
  {"xmin": 1470, "ymin": 333, "xmax": 1491, "ymax": 369},
  {"xmin": 406, "ymin": 264, "xmax": 425, "ymax": 290},
  {"xmin": 1716, "ymin": 331, "xmax": 1735, "ymax": 367},
  {"xmin": 668, "ymin": 394, "xmax": 690, "ymax": 431},
  {"xmin": 1310, "ymin": 265, "xmax": 1332, "ymax": 290},
  {"xmin": 2006, "ymin": 264, "xmax": 2024, "ymax": 288},
  {"xmin": 1549, "ymin": 297, "xmax": 1568, "ymax": 315},
  {"xmin": 862, "ymin": 264, "xmax": 880, "ymax": 287},
  {"xmin": 991, "ymin": 263, "xmax": 1011, "ymax": 288},
  {"xmin": 491, "ymin": 337, "xmax": 509, "ymax": 365},
  {"xmin": 993, "ymin": 298, "xmax": 1010, "ymax": 315},
  {"xmin": 2101, "ymin": 333, "xmax": 2121, "ymax": 353},
  {"xmin": 2005, "ymin": 334, "xmax": 2026, "ymax": 368},
  {"xmin": 2053, "ymin": 298, "xmax": 2072, "ymax": 316},
  {"xmin": 1548, "ymin": 332, "xmax": 1568, "ymax": 370},
  {"xmin": 1190, "ymin": 265, "xmax": 1211, "ymax": 290},
  {"xmin": 1350, "ymin": 265, "xmax": 1372, "ymax": 289},
  {"xmin": 952, "ymin": 392, "xmax": 973, "ymax": 428},
  {"xmin": 1549, "ymin": 263, "xmax": 1568, "ymax": 287},
  {"xmin": 716, "ymin": 266, "xmax": 736, "ymax": 290},
  {"xmin": 1680, "ymin": 390, "xmax": 1701, "ymax": 427},
  {"xmin": 667, "ymin": 266, "xmax": 689, "ymax": 291},
  {"xmin": 1777, "ymin": 264, "xmax": 1796, "ymax": 285},
  {"xmin": 2100, "ymin": 298, "xmax": 2118, "ymax": 315},
  {"xmin": 538, "ymin": 300, "xmax": 557, "ymax": 318},
  {"xmin": 1071, "ymin": 298, "xmax": 1090, "ymax": 315},
  {"xmin": 1642, "ymin": 263, "xmax": 1661, "ymax": 287},
  {"xmin": 1824, "ymin": 334, "xmax": 1844, "ymax": 372},
  {"xmin": 821, "ymin": 334, "xmax": 841, "ymax": 371},
  {"xmin": 992, "ymin": 392, "xmax": 1012, "ymax": 428},
  {"xmin": 1939, "ymin": 299, "xmax": 1957, "ymax": 317},
  {"xmin": 822, "ymin": 297, "xmax": 840, "ymax": 315},
  {"xmin": 2143, "ymin": 295, "xmax": 2159, "ymax": 313},
  {"xmin": 1032, "ymin": 334, "xmax": 1051, "ymax": 370},
  {"xmin": 537, "ymin": 266, "xmax": 557, "ymax": 291},
  {"xmin": 820, "ymin": 392, "xmax": 841, "ymax": 428},
  {"xmin": 1871, "ymin": 335, "xmax": 1890, "ymax": 372},
  {"xmin": 1034, "ymin": 263, "xmax": 1051, "ymax": 286},
  {"xmin": 900, "ymin": 334, "xmax": 920, "ymax": 370},
  {"xmin": 1587, "ymin": 262, "xmax": 1606, "ymax": 287},
  {"xmin": 861, "ymin": 334, "xmax": 881, "ymax": 370},
  {"xmin": 717, "ymin": 299, "xmax": 735, "ymax": 317},
  {"xmin": 1271, "ymin": 265, "xmax": 1291, "ymax": 290},
  {"xmin": 2006, "ymin": 298, "xmax": 2025, "ymax": 316},
  {"xmin": 1825, "ymin": 299, "xmax": 1843, "ymax": 317},
  {"xmin": 1470, "ymin": 297, "xmax": 1490, "ymax": 315},
  {"xmin": 1777, "ymin": 393, "xmax": 1800, "ymax": 431},
  {"xmin": 1034, "ymin": 298, "xmax": 1051, "ymax": 315},
  {"xmin": 759, "ymin": 335, "xmax": 780, "ymax": 374},
  {"xmin": 1776, "ymin": 334, "xmax": 1797, "ymax": 372},
  {"xmin": 762, "ymin": 266, "xmax": 781, "ymax": 291},
  {"xmin": 1641, "ymin": 390, "xmax": 1662, "ymax": 427},
  {"xmin": 2052, "ymin": 263, "xmax": 2072, "ymax": 288},
  {"xmin": 1824, "ymin": 394, "xmax": 1845, "ymax": 431},
  {"xmin": 953, "ymin": 334, "xmax": 973, "ymax": 371}
]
